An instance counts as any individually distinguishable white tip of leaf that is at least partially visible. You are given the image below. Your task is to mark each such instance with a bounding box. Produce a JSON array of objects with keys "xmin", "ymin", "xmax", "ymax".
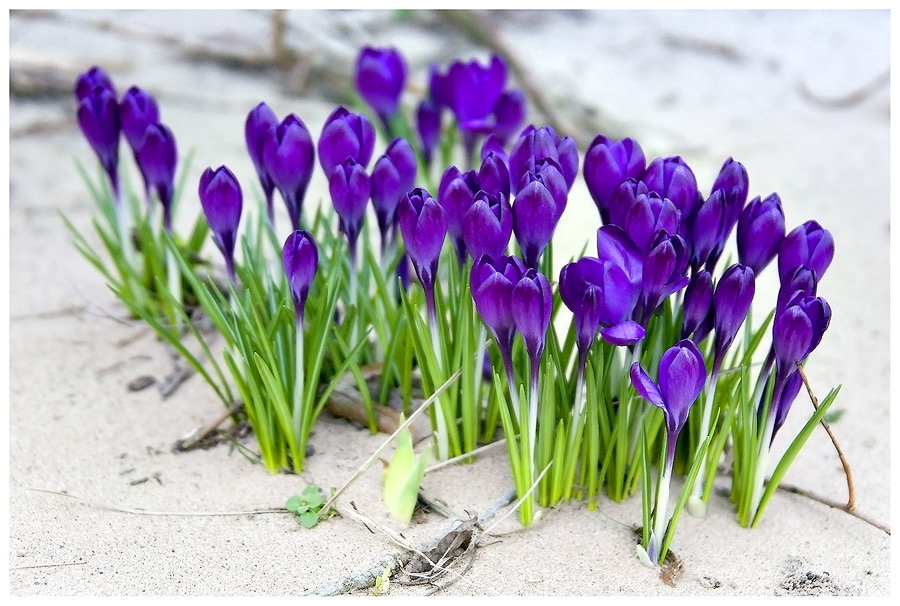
[{"xmin": 686, "ymin": 495, "xmax": 707, "ymax": 518}]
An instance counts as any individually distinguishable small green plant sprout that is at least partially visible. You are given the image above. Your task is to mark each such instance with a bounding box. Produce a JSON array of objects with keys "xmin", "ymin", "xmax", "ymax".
[
  {"xmin": 285, "ymin": 484, "xmax": 327, "ymax": 529},
  {"xmin": 382, "ymin": 415, "xmax": 431, "ymax": 524},
  {"xmin": 372, "ymin": 564, "xmax": 391, "ymax": 596}
]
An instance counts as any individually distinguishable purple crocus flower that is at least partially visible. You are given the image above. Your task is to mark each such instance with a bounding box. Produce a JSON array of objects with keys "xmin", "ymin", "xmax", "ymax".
[
  {"xmin": 777, "ymin": 221, "xmax": 835, "ymax": 284},
  {"xmin": 198, "ymin": 166, "xmax": 243, "ymax": 284},
  {"xmin": 534, "ymin": 158, "xmax": 569, "ymax": 221},
  {"xmin": 777, "ymin": 264, "xmax": 818, "ymax": 310},
  {"xmin": 446, "ymin": 54, "xmax": 507, "ymax": 132},
  {"xmin": 611, "ymin": 185, "xmax": 681, "ymax": 255},
  {"xmin": 244, "ymin": 102, "xmax": 279, "ymax": 227},
  {"xmin": 639, "ymin": 230, "xmax": 690, "ymax": 325},
  {"xmin": 470, "ymin": 254, "xmax": 525, "ymax": 375},
  {"xmin": 712, "ymin": 264, "xmax": 756, "ymax": 371},
  {"xmin": 710, "ymin": 157, "xmax": 750, "ymax": 239},
  {"xmin": 681, "ymin": 269, "xmax": 714, "ymax": 341},
  {"xmin": 398, "ymin": 188, "xmax": 447, "ymax": 322},
  {"xmin": 481, "ymin": 134, "xmax": 510, "ymax": 171},
  {"xmin": 642, "ymin": 156, "xmax": 700, "ymax": 235},
  {"xmin": 355, "ymin": 46, "xmax": 407, "ymax": 127},
  {"xmin": 462, "ymin": 191, "xmax": 513, "ymax": 262},
  {"xmin": 329, "ymin": 158, "xmax": 371, "ymax": 261},
  {"xmin": 75, "ymin": 66, "xmax": 116, "ymax": 100},
  {"xmin": 583, "ymin": 135, "xmax": 646, "ymax": 224},
  {"xmin": 737, "ymin": 193, "xmax": 786, "ymax": 276},
  {"xmin": 630, "ymin": 338, "xmax": 706, "ymax": 563},
  {"xmin": 416, "ymin": 99, "xmax": 441, "ymax": 169},
  {"xmin": 512, "ymin": 173, "xmax": 558, "ymax": 269},
  {"xmin": 438, "ymin": 166, "xmax": 480, "ymax": 265},
  {"xmin": 512, "ymin": 270, "xmax": 553, "ymax": 367},
  {"xmin": 135, "ymin": 122, "xmax": 177, "ymax": 231},
  {"xmin": 119, "ymin": 87, "xmax": 160, "ymax": 154},
  {"xmin": 76, "ymin": 84, "xmax": 121, "ymax": 199},
  {"xmin": 478, "ymin": 151, "xmax": 511, "ymax": 202},
  {"xmin": 596, "ymin": 224, "xmax": 643, "ymax": 293},
  {"xmin": 491, "ymin": 89, "xmax": 526, "ymax": 145},
  {"xmin": 318, "ymin": 106, "xmax": 376, "ymax": 178},
  {"xmin": 282, "ymin": 230, "xmax": 319, "ymax": 324},
  {"xmin": 263, "ymin": 114, "xmax": 315, "ymax": 230},
  {"xmin": 690, "ymin": 189, "xmax": 727, "ymax": 272},
  {"xmin": 371, "ymin": 138, "xmax": 416, "ymax": 253},
  {"xmin": 510, "ymin": 125, "xmax": 578, "ymax": 194}
]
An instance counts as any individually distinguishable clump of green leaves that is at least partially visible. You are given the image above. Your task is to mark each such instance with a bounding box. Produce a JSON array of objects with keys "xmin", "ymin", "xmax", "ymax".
[{"xmin": 286, "ymin": 484, "xmax": 327, "ymax": 528}]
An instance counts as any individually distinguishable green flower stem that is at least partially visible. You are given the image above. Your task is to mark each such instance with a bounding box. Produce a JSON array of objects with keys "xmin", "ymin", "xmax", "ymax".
[
  {"xmin": 748, "ymin": 398, "xmax": 777, "ymax": 524},
  {"xmin": 560, "ymin": 363, "xmax": 587, "ymax": 503},
  {"xmin": 165, "ymin": 239, "xmax": 182, "ymax": 331},
  {"xmin": 644, "ymin": 455, "xmax": 673, "ymax": 566},
  {"xmin": 292, "ymin": 318, "xmax": 305, "ymax": 453},
  {"xmin": 687, "ymin": 357, "xmax": 723, "ymax": 518}
]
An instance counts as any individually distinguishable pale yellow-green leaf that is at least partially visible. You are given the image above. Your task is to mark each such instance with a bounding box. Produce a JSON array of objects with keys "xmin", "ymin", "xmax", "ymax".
[{"xmin": 383, "ymin": 419, "xmax": 431, "ymax": 524}]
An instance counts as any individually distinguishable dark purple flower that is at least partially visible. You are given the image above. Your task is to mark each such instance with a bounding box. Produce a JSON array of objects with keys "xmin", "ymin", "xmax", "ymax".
[
  {"xmin": 492, "ymin": 89, "xmax": 526, "ymax": 145},
  {"xmin": 427, "ymin": 62, "xmax": 451, "ymax": 109},
  {"xmin": 777, "ymin": 221, "xmax": 835, "ymax": 283},
  {"xmin": 737, "ymin": 193, "xmax": 785, "ymax": 275},
  {"xmin": 631, "ymin": 339, "xmax": 706, "ymax": 465},
  {"xmin": 712, "ymin": 264, "xmax": 756, "ymax": 369},
  {"xmin": 559, "ymin": 256, "xmax": 643, "ymax": 358},
  {"xmin": 612, "ymin": 185, "xmax": 681, "ymax": 254},
  {"xmin": 534, "ymin": 158, "xmax": 569, "ymax": 221},
  {"xmin": 640, "ymin": 230, "xmax": 690, "ymax": 325},
  {"xmin": 318, "ymin": 106, "xmax": 375, "ymax": 178},
  {"xmin": 690, "ymin": 189, "xmax": 728, "ymax": 272},
  {"xmin": 398, "ymin": 188, "xmax": 447, "ymax": 318},
  {"xmin": 329, "ymin": 158, "xmax": 371, "ymax": 256},
  {"xmin": 199, "ymin": 165, "xmax": 243, "ymax": 284},
  {"xmin": 438, "ymin": 166, "xmax": 480, "ymax": 265},
  {"xmin": 471, "ymin": 254, "xmax": 525, "ymax": 368},
  {"xmin": 583, "ymin": 135, "xmax": 646, "ymax": 224},
  {"xmin": 710, "ymin": 157, "xmax": 750, "ymax": 237},
  {"xmin": 135, "ymin": 122, "xmax": 177, "ymax": 231},
  {"xmin": 447, "ymin": 55, "xmax": 507, "ymax": 131},
  {"xmin": 263, "ymin": 114, "xmax": 315, "ymax": 230},
  {"xmin": 478, "ymin": 151, "xmax": 511, "ymax": 202},
  {"xmin": 512, "ymin": 175, "xmax": 558, "ymax": 269},
  {"xmin": 511, "ymin": 269, "xmax": 553, "ymax": 369},
  {"xmin": 462, "ymin": 190, "xmax": 513, "ymax": 261},
  {"xmin": 777, "ymin": 265, "xmax": 818, "ymax": 310},
  {"xmin": 510, "ymin": 125, "xmax": 578, "ymax": 194},
  {"xmin": 481, "ymin": 134, "xmax": 510, "ymax": 170},
  {"xmin": 244, "ymin": 102, "xmax": 279, "ymax": 225},
  {"xmin": 642, "ymin": 156, "xmax": 700, "ymax": 231},
  {"xmin": 596, "ymin": 224, "xmax": 643, "ymax": 291},
  {"xmin": 75, "ymin": 66, "xmax": 115, "ymax": 101},
  {"xmin": 355, "ymin": 46, "xmax": 406, "ymax": 122},
  {"xmin": 416, "ymin": 99, "xmax": 441, "ymax": 169},
  {"xmin": 682, "ymin": 269, "xmax": 713, "ymax": 341},
  {"xmin": 119, "ymin": 87, "xmax": 160, "ymax": 153},
  {"xmin": 771, "ymin": 367, "xmax": 805, "ymax": 440},
  {"xmin": 76, "ymin": 84, "xmax": 121, "ymax": 198},
  {"xmin": 282, "ymin": 230, "xmax": 318, "ymax": 324},
  {"xmin": 371, "ymin": 138, "xmax": 416, "ymax": 246}
]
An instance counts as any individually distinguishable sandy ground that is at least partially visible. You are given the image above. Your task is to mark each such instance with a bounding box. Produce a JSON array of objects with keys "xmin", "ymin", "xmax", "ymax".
[{"xmin": 5, "ymin": 9, "xmax": 892, "ymax": 597}]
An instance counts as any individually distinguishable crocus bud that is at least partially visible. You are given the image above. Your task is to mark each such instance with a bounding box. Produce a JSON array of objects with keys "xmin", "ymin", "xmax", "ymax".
[
  {"xmin": 618, "ymin": 188, "xmax": 681, "ymax": 254},
  {"xmin": 478, "ymin": 152, "xmax": 511, "ymax": 202},
  {"xmin": 462, "ymin": 190, "xmax": 513, "ymax": 261},
  {"xmin": 737, "ymin": 193, "xmax": 785, "ymax": 275},
  {"xmin": 510, "ymin": 125, "xmax": 578, "ymax": 194},
  {"xmin": 199, "ymin": 166, "xmax": 243, "ymax": 284},
  {"xmin": 329, "ymin": 159, "xmax": 371, "ymax": 254},
  {"xmin": 283, "ymin": 230, "xmax": 318, "ymax": 324},
  {"xmin": 428, "ymin": 62, "xmax": 450, "ymax": 109},
  {"xmin": 355, "ymin": 46, "xmax": 406, "ymax": 122},
  {"xmin": 583, "ymin": 135, "xmax": 646, "ymax": 224},
  {"xmin": 76, "ymin": 84, "xmax": 121, "ymax": 198},
  {"xmin": 398, "ymin": 188, "xmax": 447, "ymax": 294},
  {"xmin": 438, "ymin": 166, "xmax": 480, "ymax": 265},
  {"xmin": 596, "ymin": 224, "xmax": 643, "ymax": 291},
  {"xmin": 511, "ymin": 269, "xmax": 553, "ymax": 365},
  {"xmin": 777, "ymin": 221, "xmax": 835, "ymax": 283},
  {"xmin": 640, "ymin": 230, "xmax": 690, "ymax": 324},
  {"xmin": 773, "ymin": 293, "xmax": 831, "ymax": 372},
  {"xmin": 512, "ymin": 174, "xmax": 558, "ymax": 269},
  {"xmin": 712, "ymin": 264, "xmax": 756, "ymax": 366},
  {"xmin": 75, "ymin": 66, "xmax": 116, "ymax": 100},
  {"xmin": 416, "ymin": 99, "xmax": 441, "ymax": 168},
  {"xmin": 534, "ymin": 158, "xmax": 569, "ymax": 221},
  {"xmin": 491, "ymin": 89, "xmax": 526, "ymax": 145},
  {"xmin": 447, "ymin": 55, "xmax": 506, "ymax": 131},
  {"xmin": 771, "ymin": 367, "xmax": 805, "ymax": 440},
  {"xmin": 643, "ymin": 156, "xmax": 700, "ymax": 228},
  {"xmin": 481, "ymin": 134, "xmax": 510, "ymax": 170},
  {"xmin": 263, "ymin": 114, "xmax": 315, "ymax": 230},
  {"xmin": 136, "ymin": 122, "xmax": 177, "ymax": 231},
  {"xmin": 681, "ymin": 269, "xmax": 714, "ymax": 341},
  {"xmin": 690, "ymin": 189, "xmax": 727, "ymax": 272},
  {"xmin": 245, "ymin": 102, "xmax": 279, "ymax": 222},
  {"xmin": 318, "ymin": 106, "xmax": 376, "ymax": 177},
  {"xmin": 119, "ymin": 87, "xmax": 160, "ymax": 153},
  {"xmin": 711, "ymin": 157, "xmax": 750, "ymax": 236},
  {"xmin": 777, "ymin": 265, "xmax": 818, "ymax": 310},
  {"xmin": 631, "ymin": 339, "xmax": 706, "ymax": 465},
  {"xmin": 471, "ymin": 254, "xmax": 525, "ymax": 364}
]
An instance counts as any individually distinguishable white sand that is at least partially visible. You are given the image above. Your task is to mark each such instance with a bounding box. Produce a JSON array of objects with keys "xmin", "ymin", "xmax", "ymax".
[{"xmin": 6, "ymin": 9, "xmax": 891, "ymax": 596}]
